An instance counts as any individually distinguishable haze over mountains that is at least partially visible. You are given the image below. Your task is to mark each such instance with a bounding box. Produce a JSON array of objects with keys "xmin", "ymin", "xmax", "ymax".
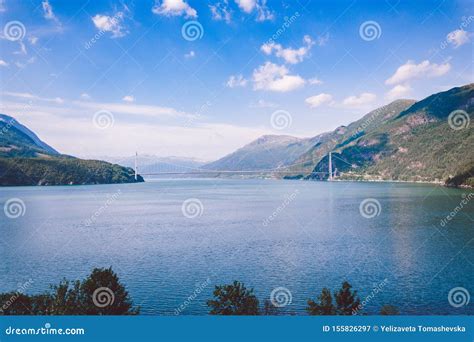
[{"xmin": 0, "ymin": 84, "xmax": 472, "ymax": 187}]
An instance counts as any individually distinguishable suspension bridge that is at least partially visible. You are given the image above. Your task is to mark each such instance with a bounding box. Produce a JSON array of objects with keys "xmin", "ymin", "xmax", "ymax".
[{"xmin": 132, "ymin": 152, "xmax": 355, "ymax": 180}]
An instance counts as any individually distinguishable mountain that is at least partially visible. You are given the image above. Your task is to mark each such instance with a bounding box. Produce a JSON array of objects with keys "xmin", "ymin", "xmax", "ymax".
[
  {"xmin": 308, "ymin": 84, "xmax": 474, "ymax": 186},
  {"xmin": 202, "ymin": 135, "xmax": 320, "ymax": 172},
  {"xmin": 0, "ymin": 114, "xmax": 144, "ymax": 186},
  {"xmin": 101, "ymin": 155, "xmax": 206, "ymax": 174}
]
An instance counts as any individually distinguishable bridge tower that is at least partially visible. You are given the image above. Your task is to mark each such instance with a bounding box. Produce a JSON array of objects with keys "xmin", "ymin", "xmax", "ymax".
[
  {"xmin": 328, "ymin": 152, "xmax": 333, "ymax": 181},
  {"xmin": 134, "ymin": 152, "xmax": 138, "ymax": 181}
]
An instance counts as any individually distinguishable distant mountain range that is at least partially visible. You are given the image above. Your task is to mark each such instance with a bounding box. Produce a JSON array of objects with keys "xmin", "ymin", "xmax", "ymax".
[
  {"xmin": 0, "ymin": 114, "xmax": 143, "ymax": 186},
  {"xmin": 203, "ymin": 84, "xmax": 474, "ymax": 187},
  {"xmin": 101, "ymin": 155, "xmax": 206, "ymax": 174},
  {"xmin": 1, "ymin": 84, "xmax": 472, "ymax": 187}
]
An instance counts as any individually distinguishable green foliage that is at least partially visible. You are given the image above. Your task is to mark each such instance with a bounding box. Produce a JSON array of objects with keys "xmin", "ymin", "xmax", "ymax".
[
  {"xmin": 207, "ymin": 281, "xmax": 259, "ymax": 315},
  {"xmin": 380, "ymin": 305, "xmax": 400, "ymax": 315},
  {"xmin": 307, "ymin": 282, "xmax": 361, "ymax": 316},
  {"xmin": 0, "ymin": 157, "xmax": 143, "ymax": 186},
  {"xmin": 0, "ymin": 268, "xmax": 138, "ymax": 315},
  {"xmin": 306, "ymin": 288, "xmax": 335, "ymax": 315}
]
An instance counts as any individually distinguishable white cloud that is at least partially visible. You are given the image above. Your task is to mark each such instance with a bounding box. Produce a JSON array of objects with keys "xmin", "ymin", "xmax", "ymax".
[
  {"xmin": 249, "ymin": 99, "xmax": 278, "ymax": 108},
  {"xmin": 305, "ymin": 93, "xmax": 333, "ymax": 108},
  {"xmin": 342, "ymin": 92, "xmax": 376, "ymax": 107},
  {"xmin": 446, "ymin": 29, "xmax": 470, "ymax": 48},
  {"xmin": 226, "ymin": 74, "xmax": 248, "ymax": 88},
  {"xmin": 385, "ymin": 84, "xmax": 412, "ymax": 101},
  {"xmin": 235, "ymin": 0, "xmax": 255, "ymax": 13},
  {"xmin": 80, "ymin": 93, "xmax": 91, "ymax": 100},
  {"xmin": 252, "ymin": 62, "xmax": 305, "ymax": 92},
  {"xmin": 235, "ymin": 0, "xmax": 273, "ymax": 21},
  {"xmin": 184, "ymin": 50, "xmax": 195, "ymax": 58},
  {"xmin": 0, "ymin": 59, "xmax": 8, "ymax": 67},
  {"xmin": 2, "ymin": 91, "xmax": 63, "ymax": 103},
  {"xmin": 309, "ymin": 77, "xmax": 323, "ymax": 85},
  {"xmin": 28, "ymin": 36, "xmax": 39, "ymax": 45},
  {"xmin": 209, "ymin": 1, "xmax": 231, "ymax": 23},
  {"xmin": 261, "ymin": 35, "xmax": 314, "ymax": 64},
  {"xmin": 122, "ymin": 95, "xmax": 135, "ymax": 103},
  {"xmin": 316, "ymin": 33, "xmax": 330, "ymax": 46},
  {"xmin": 385, "ymin": 60, "xmax": 451, "ymax": 85},
  {"xmin": 152, "ymin": 0, "xmax": 197, "ymax": 18},
  {"xmin": 42, "ymin": 0, "xmax": 60, "ymax": 23},
  {"xmin": 92, "ymin": 12, "xmax": 127, "ymax": 38}
]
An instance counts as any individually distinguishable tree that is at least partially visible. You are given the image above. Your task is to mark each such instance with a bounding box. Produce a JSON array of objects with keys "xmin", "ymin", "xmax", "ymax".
[
  {"xmin": 0, "ymin": 268, "xmax": 138, "ymax": 315},
  {"xmin": 307, "ymin": 288, "xmax": 335, "ymax": 315},
  {"xmin": 380, "ymin": 305, "xmax": 399, "ymax": 315},
  {"xmin": 334, "ymin": 281, "xmax": 360, "ymax": 315},
  {"xmin": 207, "ymin": 281, "xmax": 259, "ymax": 315}
]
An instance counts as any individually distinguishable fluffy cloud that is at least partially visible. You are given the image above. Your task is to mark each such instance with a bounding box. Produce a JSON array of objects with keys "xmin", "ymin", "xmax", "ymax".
[
  {"xmin": 235, "ymin": 0, "xmax": 273, "ymax": 21},
  {"xmin": 261, "ymin": 35, "xmax": 314, "ymax": 64},
  {"xmin": 446, "ymin": 29, "xmax": 470, "ymax": 48},
  {"xmin": 152, "ymin": 0, "xmax": 197, "ymax": 18},
  {"xmin": 342, "ymin": 92, "xmax": 376, "ymax": 107},
  {"xmin": 0, "ymin": 59, "xmax": 8, "ymax": 67},
  {"xmin": 385, "ymin": 84, "xmax": 412, "ymax": 101},
  {"xmin": 209, "ymin": 1, "xmax": 231, "ymax": 23},
  {"xmin": 92, "ymin": 12, "xmax": 127, "ymax": 38},
  {"xmin": 42, "ymin": 0, "xmax": 59, "ymax": 23},
  {"xmin": 385, "ymin": 60, "xmax": 451, "ymax": 85},
  {"xmin": 308, "ymin": 77, "xmax": 323, "ymax": 85},
  {"xmin": 122, "ymin": 95, "xmax": 135, "ymax": 103},
  {"xmin": 184, "ymin": 50, "xmax": 195, "ymax": 58},
  {"xmin": 226, "ymin": 74, "xmax": 248, "ymax": 88},
  {"xmin": 305, "ymin": 93, "xmax": 333, "ymax": 108},
  {"xmin": 252, "ymin": 62, "xmax": 305, "ymax": 92}
]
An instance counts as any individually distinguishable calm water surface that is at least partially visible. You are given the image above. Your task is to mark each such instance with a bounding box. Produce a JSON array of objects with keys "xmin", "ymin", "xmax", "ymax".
[{"xmin": 0, "ymin": 179, "xmax": 473, "ymax": 315}]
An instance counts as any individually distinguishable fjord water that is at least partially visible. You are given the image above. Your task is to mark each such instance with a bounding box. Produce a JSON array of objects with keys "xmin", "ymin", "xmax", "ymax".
[{"xmin": 1, "ymin": 179, "xmax": 472, "ymax": 315}]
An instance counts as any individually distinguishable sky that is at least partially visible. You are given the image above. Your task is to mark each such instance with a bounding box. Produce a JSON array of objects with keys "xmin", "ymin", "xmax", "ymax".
[{"xmin": 0, "ymin": 0, "xmax": 472, "ymax": 161}]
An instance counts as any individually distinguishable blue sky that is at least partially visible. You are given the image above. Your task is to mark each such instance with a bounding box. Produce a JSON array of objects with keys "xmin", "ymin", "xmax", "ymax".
[{"xmin": 0, "ymin": 0, "xmax": 472, "ymax": 160}]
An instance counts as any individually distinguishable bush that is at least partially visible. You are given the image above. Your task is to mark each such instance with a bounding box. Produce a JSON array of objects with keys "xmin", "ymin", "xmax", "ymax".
[{"xmin": 207, "ymin": 281, "xmax": 259, "ymax": 315}]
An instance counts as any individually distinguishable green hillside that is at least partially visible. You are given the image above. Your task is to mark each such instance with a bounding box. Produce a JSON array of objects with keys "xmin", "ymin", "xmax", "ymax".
[{"xmin": 0, "ymin": 114, "xmax": 144, "ymax": 186}]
